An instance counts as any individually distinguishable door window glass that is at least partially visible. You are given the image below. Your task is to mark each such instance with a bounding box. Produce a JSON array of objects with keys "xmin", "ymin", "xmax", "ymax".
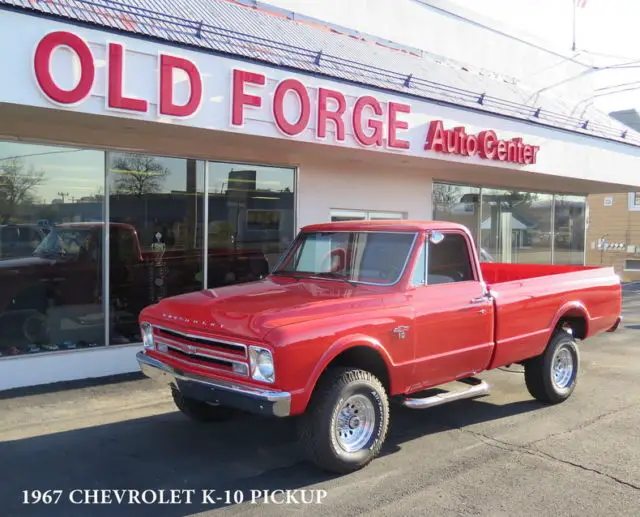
[{"xmin": 428, "ymin": 233, "xmax": 475, "ymax": 284}]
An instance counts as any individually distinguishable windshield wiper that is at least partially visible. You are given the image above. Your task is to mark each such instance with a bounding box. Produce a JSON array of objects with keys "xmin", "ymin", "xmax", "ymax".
[{"xmin": 312, "ymin": 272, "xmax": 358, "ymax": 287}]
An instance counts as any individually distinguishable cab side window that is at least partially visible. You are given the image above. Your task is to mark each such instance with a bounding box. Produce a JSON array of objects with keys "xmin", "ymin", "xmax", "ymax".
[{"xmin": 428, "ymin": 233, "xmax": 475, "ymax": 284}]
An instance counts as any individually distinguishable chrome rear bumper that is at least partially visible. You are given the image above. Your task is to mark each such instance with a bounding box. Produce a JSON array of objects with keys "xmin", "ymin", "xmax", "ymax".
[{"xmin": 137, "ymin": 351, "xmax": 291, "ymax": 417}]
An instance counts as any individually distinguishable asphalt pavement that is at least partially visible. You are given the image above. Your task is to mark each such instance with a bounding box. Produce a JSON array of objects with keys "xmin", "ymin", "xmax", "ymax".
[{"xmin": 1, "ymin": 289, "xmax": 639, "ymax": 517}]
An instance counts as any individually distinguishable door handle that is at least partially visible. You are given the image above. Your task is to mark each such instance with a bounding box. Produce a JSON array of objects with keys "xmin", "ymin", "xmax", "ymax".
[{"xmin": 470, "ymin": 293, "xmax": 493, "ymax": 304}]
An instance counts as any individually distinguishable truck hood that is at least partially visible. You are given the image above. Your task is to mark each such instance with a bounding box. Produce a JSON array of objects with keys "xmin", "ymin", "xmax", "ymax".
[{"xmin": 151, "ymin": 276, "xmax": 386, "ymax": 341}]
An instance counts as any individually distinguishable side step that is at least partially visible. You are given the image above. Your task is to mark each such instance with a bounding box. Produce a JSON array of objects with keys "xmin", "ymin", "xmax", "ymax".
[{"xmin": 402, "ymin": 377, "xmax": 490, "ymax": 409}]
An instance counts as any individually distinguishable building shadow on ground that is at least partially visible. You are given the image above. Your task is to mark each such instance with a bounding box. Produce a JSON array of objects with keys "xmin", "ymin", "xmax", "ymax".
[{"xmin": 0, "ymin": 394, "xmax": 543, "ymax": 517}]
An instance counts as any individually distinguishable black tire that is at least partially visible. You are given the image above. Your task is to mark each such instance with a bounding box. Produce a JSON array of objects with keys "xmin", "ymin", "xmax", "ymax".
[
  {"xmin": 171, "ymin": 388, "xmax": 237, "ymax": 423},
  {"xmin": 524, "ymin": 331, "xmax": 580, "ymax": 404},
  {"xmin": 297, "ymin": 367, "xmax": 389, "ymax": 474}
]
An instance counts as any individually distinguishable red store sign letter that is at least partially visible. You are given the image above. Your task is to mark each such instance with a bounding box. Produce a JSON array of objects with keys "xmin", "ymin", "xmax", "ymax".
[
  {"xmin": 273, "ymin": 79, "xmax": 311, "ymax": 136},
  {"xmin": 159, "ymin": 54, "xmax": 203, "ymax": 117},
  {"xmin": 317, "ymin": 88, "xmax": 346, "ymax": 141},
  {"xmin": 34, "ymin": 31, "xmax": 95, "ymax": 105},
  {"xmin": 387, "ymin": 102, "xmax": 411, "ymax": 149},
  {"xmin": 353, "ymin": 96, "xmax": 384, "ymax": 147},
  {"xmin": 107, "ymin": 42, "xmax": 148, "ymax": 112},
  {"xmin": 231, "ymin": 69, "xmax": 266, "ymax": 126}
]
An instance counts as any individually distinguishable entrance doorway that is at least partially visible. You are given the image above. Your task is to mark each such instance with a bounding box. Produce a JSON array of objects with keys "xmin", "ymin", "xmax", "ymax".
[{"xmin": 330, "ymin": 209, "xmax": 406, "ymax": 222}]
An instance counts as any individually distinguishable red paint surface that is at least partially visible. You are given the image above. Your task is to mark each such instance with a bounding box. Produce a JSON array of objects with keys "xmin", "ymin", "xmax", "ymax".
[{"xmin": 141, "ymin": 221, "xmax": 621, "ymax": 416}]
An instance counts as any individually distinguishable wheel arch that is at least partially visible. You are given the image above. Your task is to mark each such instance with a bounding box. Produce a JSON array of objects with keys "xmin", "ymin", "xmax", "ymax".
[
  {"xmin": 298, "ymin": 335, "xmax": 394, "ymax": 413},
  {"xmin": 551, "ymin": 302, "xmax": 590, "ymax": 340}
]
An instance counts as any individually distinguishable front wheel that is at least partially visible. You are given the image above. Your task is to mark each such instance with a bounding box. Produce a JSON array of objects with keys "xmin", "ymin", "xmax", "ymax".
[
  {"xmin": 524, "ymin": 331, "xmax": 579, "ymax": 404},
  {"xmin": 297, "ymin": 367, "xmax": 389, "ymax": 474},
  {"xmin": 171, "ymin": 388, "xmax": 237, "ymax": 423}
]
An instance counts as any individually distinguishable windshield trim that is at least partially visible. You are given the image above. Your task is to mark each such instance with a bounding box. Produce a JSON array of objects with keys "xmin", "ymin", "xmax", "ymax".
[{"xmin": 272, "ymin": 230, "xmax": 419, "ymax": 287}]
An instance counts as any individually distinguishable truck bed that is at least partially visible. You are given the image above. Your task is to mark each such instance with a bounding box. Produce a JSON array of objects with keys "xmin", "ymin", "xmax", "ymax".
[
  {"xmin": 480, "ymin": 262, "xmax": 622, "ymax": 369},
  {"xmin": 480, "ymin": 262, "xmax": 604, "ymax": 284}
]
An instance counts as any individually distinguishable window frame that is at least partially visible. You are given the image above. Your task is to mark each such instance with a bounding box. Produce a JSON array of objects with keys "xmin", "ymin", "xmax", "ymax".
[
  {"xmin": 274, "ymin": 229, "xmax": 419, "ymax": 287},
  {"xmin": 410, "ymin": 230, "xmax": 479, "ymax": 287}
]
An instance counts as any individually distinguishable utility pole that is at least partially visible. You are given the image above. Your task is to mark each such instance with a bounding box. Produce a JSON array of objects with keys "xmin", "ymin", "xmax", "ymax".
[{"xmin": 57, "ymin": 191, "xmax": 69, "ymax": 203}]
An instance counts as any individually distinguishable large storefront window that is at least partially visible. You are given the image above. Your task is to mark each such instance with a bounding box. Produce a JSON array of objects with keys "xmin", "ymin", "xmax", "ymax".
[
  {"xmin": 0, "ymin": 144, "xmax": 296, "ymax": 357},
  {"xmin": 433, "ymin": 184, "xmax": 481, "ymax": 245},
  {"xmin": 108, "ymin": 153, "xmax": 204, "ymax": 344},
  {"xmin": 206, "ymin": 162, "xmax": 295, "ymax": 288},
  {"xmin": 434, "ymin": 182, "xmax": 585, "ymax": 265},
  {"xmin": 480, "ymin": 189, "xmax": 553, "ymax": 264},
  {"xmin": 553, "ymin": 195, "xmax": 586, "ymax": 264},
  {"xmin": 0, "ymin": 142, "xmax": 105, "ymax": 357}
]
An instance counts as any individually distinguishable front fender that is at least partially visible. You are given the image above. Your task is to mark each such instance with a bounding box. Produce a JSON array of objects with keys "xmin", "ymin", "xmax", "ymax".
[{"xmin": 293, "ymin": 333, "xmax": 395, "ymax": 414}]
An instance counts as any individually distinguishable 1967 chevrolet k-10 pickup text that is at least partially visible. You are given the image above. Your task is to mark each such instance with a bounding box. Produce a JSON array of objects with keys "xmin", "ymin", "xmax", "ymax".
[{"xmin": 137, "ymin": 220, "xmax": 622, "ymax": 473}]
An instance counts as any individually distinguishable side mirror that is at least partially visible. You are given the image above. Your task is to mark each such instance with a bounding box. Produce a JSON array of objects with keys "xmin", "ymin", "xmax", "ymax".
[{"xmin": 429, "ymin": 231, "xmax": 445, "ymax": 245}]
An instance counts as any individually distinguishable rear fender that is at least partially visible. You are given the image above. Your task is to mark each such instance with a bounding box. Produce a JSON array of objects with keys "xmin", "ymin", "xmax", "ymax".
[
  {"xmin": 550, "ymin": 301, "xmax": 591, "ymax": 340},
  {"xmin": 298, "ymin": 334, "xmax": 395, "ymax": 413}
]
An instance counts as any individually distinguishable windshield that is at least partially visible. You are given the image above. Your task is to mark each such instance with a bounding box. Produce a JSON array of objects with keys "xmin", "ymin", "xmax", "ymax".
[
  {"xmin": 34, "ymin": 228, "xmax": 98, "ymax": 259},
  {"xmin": 275, "ymin": 230, "xmax": 417, "ymax": 285}
]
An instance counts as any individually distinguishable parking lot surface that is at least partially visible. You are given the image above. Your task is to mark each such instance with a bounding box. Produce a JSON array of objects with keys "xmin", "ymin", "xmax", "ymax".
[{"xmin": 1, "ymin": 287, "xmax": 640, "ymax": 516}]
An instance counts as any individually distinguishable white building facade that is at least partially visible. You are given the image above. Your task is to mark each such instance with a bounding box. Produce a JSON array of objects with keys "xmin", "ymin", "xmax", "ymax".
[{"xmin": 0, "ymin": 1, "xmax": 639, "ymax": 390}]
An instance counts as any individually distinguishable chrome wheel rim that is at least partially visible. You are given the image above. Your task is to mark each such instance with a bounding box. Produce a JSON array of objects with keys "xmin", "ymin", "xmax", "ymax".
[
  {"xmin": 553, "ymin": 347, "xmax": 574, "ymax": 389},
  {"xmin": 335, "ymin": 394, "xmax": 376, "ymax": 453}
]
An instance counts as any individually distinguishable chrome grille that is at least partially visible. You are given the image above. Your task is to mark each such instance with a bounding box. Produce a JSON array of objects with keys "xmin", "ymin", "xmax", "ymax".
[
  {"xmin": 154, "ymin": 326, "xmax": 247, "ymax": 358},
  {"xmin": 152, "ymin": 325, "xmax": 249, "ymax": 377}
]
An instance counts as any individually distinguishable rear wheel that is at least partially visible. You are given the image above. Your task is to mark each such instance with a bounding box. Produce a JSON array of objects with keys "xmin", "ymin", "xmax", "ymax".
[
  {"xmin": 171, "ymin": 388, "xmax": 237, "ymax": 423},
  {"xmin": 524, "ymin": 331, "xmax": 579, "ymax": 404},
  {"xmin": 297, "ymin": 367, "xmax": 389, "ymax": 474}
]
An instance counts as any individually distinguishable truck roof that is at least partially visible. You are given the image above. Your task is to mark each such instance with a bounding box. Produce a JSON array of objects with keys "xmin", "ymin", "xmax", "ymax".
[{"xmin": 301, "ymin": 220, "xmax": 470, "ymax": 233}]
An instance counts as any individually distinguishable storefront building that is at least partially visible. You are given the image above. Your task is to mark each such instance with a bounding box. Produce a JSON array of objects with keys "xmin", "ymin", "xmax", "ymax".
[{"xmin": 1, "ymin": 0, "xmax": 640, "ymax": 390}]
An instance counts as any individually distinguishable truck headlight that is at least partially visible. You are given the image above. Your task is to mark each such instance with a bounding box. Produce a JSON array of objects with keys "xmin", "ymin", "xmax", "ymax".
[
  {"xmin": 140, "ymin": 322, "xmax": 154, "ymax": 350},
  {"xmin": 249, "ymin": 346, "xmax": 275, "ymax": 383}
]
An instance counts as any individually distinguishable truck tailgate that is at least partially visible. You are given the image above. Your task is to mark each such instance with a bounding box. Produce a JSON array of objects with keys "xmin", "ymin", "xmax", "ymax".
[{"xmin": 480, "ymin": 263, "xmax": 622, "ymax": 369}]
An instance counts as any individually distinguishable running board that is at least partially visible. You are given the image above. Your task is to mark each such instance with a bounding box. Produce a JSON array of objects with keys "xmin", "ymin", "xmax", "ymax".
[{"xmin": 402, "ymin": 377, "xmax": 491, "ymax": 409}]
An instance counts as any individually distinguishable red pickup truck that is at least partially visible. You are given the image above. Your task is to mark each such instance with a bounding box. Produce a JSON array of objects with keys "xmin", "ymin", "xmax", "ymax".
[{"xmin": 137, "ymin": 220, "xmax": 622, "ymax": 473}]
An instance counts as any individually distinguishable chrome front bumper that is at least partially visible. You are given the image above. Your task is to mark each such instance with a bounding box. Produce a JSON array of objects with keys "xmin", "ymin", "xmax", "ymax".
[{"xmin": 137, "ymin": 351, "xmax": 291, "ymax": 417}]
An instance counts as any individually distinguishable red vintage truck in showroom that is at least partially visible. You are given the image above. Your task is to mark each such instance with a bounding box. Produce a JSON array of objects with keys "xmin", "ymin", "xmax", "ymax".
[{"xmin": 137, "ymin": 220, "xmax": 622, "ymax": 473}]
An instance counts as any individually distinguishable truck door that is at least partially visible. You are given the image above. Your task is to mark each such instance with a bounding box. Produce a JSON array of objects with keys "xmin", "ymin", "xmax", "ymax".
[{"xmin": 408, "ymin": 231, "xmax": 495, "ymax": 389}]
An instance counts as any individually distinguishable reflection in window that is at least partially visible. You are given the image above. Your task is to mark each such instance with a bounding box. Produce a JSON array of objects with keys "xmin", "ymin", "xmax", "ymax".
[
  {"xmin": 0, "ymin": 142, "xmax": 105, "ymax": 356},
  {"xmin": 480, "ymin": 189, "xmax": 552, "ymax": 264},
  {"xmin": 433, "ymin": 184, "xmax": 480, "ymax": 244},
  {"xmin": 108, "ymin": 152, "xmax": 204, "ymax": 344},
  {"xmin": 206, "ymin": 162, "xmax": 295, "ymax": 288},
  {"xmin": 553, "ymin": 195, "xmax": 586, "ymax": 265},
  {"xmin": 434, "ymin": 183, "xmax": 586, "ymax": 266}
]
